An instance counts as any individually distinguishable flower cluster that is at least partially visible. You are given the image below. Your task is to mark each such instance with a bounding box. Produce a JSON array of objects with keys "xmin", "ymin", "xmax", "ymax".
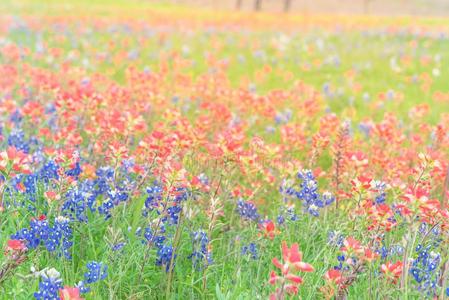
[
  {"xmin": 11, "ymin": 216, "xmax": 73, "ymax": 259},
  {"xmin": 78, "ymin": 261, "xmax": 108, "ymax": 293},
  {"xmin": 376, "ymin": 244, "xmax": 404, "ymax": 260},
  {"xmin": 321, "ymin": 237, "xmax": 380, "ymax": 298},
  {"xmin": 1, "ymin": 239, "xmax": 28, "ymax": 285},
  {"xmin": 281, "ymin": 170, "xmax": 335, "ymax": 217},
  {"xmin": 409, "ymin": 244, "xmax": 441, "ymax": 295},
  {"xmin": 34, "ymin": 269, "xmax": 63, "ymax": 300},
  {"xmin": 156, "ymin": 245, "xmax": 176, "ymax": 272},
  {"xmin": 33, "ymin": 263, "xmax": 104, "ymax": 300},
  {"xmin": 236, "ymin": 199, "xmax": 260, "ymax": 222}
]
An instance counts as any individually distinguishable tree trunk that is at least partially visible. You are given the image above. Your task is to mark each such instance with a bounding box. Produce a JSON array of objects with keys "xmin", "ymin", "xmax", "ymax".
[
  {"xmin": 236, "ymin": 0, "xmax": 243, "ymax": 10},
  {"xmin": 363, "ymin": 0, "xmax": 371, "ymax": 14},
  {"xmin": 254, "ymin": 0, "xmax": 262, "ymax": 11},
  {"xmin": 284, "ymin": 0, "xmax": 292, "ymax": 12}
]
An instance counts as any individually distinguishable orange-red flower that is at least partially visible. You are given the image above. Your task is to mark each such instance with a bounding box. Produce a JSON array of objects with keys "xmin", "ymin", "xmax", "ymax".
[
  {"xmin": 381, "ymin": 261, "xmax": 403, "ymax": 283},
  {"xmin": 259, "ymin": 220, "xmax": 277, "ymax": 240}
]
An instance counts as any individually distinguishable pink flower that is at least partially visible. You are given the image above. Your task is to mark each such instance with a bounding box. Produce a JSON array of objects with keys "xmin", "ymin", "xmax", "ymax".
[
  {"xmin": 59, "ymin": 287, "xmax": 84, "ymax": 300},
  {"xmin": 6, "ymin": 239, "xmax": 27, "ymax": 251}
]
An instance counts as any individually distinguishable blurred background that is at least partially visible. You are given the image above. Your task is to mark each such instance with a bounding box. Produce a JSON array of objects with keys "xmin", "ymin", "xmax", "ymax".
[
  {"xmin": 1, "ymin": 0, "xmax": 449, "ymax": 17},
  {"xmin": 153, "ymin": 0, "xmax": 449, "ymax": 15}
]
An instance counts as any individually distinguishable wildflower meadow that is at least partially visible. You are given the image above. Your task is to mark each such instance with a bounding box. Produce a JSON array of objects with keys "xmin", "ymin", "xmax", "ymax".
[{"xmin": 1, "ymin": 0, "xmax": 449, "ymax": 299}]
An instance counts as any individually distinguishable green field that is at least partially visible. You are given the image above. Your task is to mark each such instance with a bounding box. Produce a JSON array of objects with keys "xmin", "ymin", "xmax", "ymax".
[{"xmin": 0, "ymin": 1, "xmax": 449, "ymax": 300}]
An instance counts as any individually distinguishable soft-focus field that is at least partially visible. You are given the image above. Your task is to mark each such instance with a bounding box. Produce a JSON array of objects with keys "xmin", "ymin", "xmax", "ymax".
[{"xmin": 1, "ymin": 1, "xmax": 449, "ymax": 299}]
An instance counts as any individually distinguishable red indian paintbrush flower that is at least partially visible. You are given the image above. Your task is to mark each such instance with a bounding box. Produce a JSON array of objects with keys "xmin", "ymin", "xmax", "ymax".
[
  {"xmin": 320, "ymin": 269, "xmax": 345, "ymax": 300},
  {"xmin": 59, "ymin": 287, "xmax": 84, "ymax": 300},
  {"xmin": 0, "ymin": 147, "xmax": 32, "ymax": 176},
  {"xmin": 341, "ymin": 237, "xmax": 364, "ymax": 256},
  {"xmin": 269, "ymin": 241, "xmax": 314, "ymax": 299},
  {"xmin": 6, "ymin": 239, "xmax": 27, "ymax": 252},
  {"xmin": 324, "ymin": 269, "xmax": 343, "ymax": 284},
  {"xmin": 259, "ymin": 220, "xmax": 277, "ymax": 240},
  {"xmin": 381, "ymin": 261, "xmax": 403, "ymax": 283},
  {"xmin": 272, "ymin": 241, "xmax": 314, "ymax": 274}
]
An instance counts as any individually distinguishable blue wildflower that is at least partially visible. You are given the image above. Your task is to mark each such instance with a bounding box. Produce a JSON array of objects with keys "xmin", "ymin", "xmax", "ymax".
[
  {"xmin": 84, "ymin": 261, "xmax": 108, "ymax": 284},
  {"xmin": 34, "ymin": 271, "xmax": 63, "ymax": 300},
  {"xmin": 241, "ymin": 243, "xmax": 258, "ymax": 260},
  {"xmin": 144, "ymin": 183, "xmax": 163, "ymax": 214},
  {"xmin": 11, "ymin": 216, "xmax": 73, "ymax": 259},
  {"xmin": 327, "ymin": 230, "xmax": 345, "ymax": 248},
  {"xmin": 39, "ymin": 160, "xmax": 59, "ymax": 182},
  {"xmin": 156, "ymin": 245, "xmax": 175, "ymax": 272},
  {"xmin": 142, "ymin": 227, "xmax": 166, "ymax": 248},
  {"xmin": 8, "ymin": 129, "xmax": 30, "ymax": 153},
  {"xmin": 236, "ymin": 199, "xmax": 259, "ymax": 222},
  {"xmin": 277, "ymin": 205, "xmax": 299, "ymax": 225},
  {"xmin": 189, "ymin": 230, "xmax": 212, "ymax": 269},
  {"xmin": 409, "ymin": 244, "xmax": 441, "ymax": 296},
  {"xmin": 294, "ymin": 169, "xmax": 335, "ymax": 216},
  {"xmin": 77, "ymin": 261, "xmax": 108, "ymax": 293},
  {"xmin": 372, "ymin": 180, "xmax": 387, "ymax": 205}
]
